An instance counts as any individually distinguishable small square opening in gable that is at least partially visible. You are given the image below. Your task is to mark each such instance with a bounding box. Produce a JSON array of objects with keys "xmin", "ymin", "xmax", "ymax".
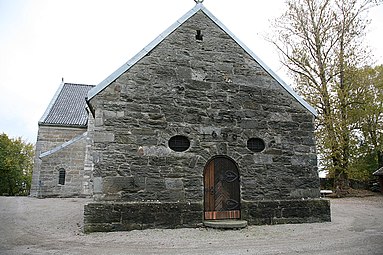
[{"xmin": 196, "ymin": 30, "xmax": 203, "ymax": 41}]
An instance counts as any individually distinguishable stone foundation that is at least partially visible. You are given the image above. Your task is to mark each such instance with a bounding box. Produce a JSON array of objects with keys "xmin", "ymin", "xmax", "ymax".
[
  {"xmin": 242, "ymin": 199, "xmax": 331, "ymax": 225},
  {"xmin": 84, "ymin": 202, "xmax": 203, "ymax": 232},
  {"xmin": 84, "ymin": 199, "xmax": 330, "ymax": 232}
]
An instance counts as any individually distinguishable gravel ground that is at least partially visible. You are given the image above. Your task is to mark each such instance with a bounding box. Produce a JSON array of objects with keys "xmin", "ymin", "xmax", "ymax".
[{"xmin": 0, "ymin": 195, "xmax": 382, "ymax": 255}]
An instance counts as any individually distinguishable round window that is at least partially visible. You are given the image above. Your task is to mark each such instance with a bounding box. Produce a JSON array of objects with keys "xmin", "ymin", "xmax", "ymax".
[
  {"xmin": 168, "ymin": 135, "xmax": 190, "ymax": 152},
  {"xmin": 247, "ymin": 138, "xmax": 265, "ymax": 152}
]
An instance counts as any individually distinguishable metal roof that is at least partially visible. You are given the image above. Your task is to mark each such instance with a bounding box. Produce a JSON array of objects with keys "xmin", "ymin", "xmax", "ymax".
[
  {"xmin": 40, "ymin": 83, "xmax": 95, "ymax": 127},
  {"xmin": 373, "ymin": 167, "xmax": 383, "ymax": 176},
  {"xmin": 87, "ymin": 3, "xmax": 317, "ymax": 116}
]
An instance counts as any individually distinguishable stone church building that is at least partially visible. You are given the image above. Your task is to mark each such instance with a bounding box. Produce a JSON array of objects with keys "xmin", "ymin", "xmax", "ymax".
[
  {"xmin": 30, "ymin": 82, "xmax": 94, "ymax": 198},
  {"xmin": 31, "ymin": 3, "xmax": 330, "ymax": 231}
]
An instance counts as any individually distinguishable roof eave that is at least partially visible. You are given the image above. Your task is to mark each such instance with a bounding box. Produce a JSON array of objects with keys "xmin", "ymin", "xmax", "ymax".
[{"xmin": 38, "ymin": 122, "xmax": 88, "ymax": 129}]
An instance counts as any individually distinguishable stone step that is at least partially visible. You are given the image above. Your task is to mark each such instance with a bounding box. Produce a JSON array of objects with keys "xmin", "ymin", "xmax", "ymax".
[{"xmin": 203, "ymin": 220, "xmax": 248, "ymax": 229}]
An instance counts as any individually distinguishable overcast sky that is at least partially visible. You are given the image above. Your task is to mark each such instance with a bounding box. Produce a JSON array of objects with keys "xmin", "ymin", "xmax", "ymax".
[{"xmin": 1, "ymin": 0, "xmax": 382, "ymax": 144}]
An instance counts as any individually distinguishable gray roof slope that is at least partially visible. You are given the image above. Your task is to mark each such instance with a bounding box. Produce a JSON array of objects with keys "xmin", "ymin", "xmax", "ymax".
[
  {"xmin": 87, "ymin": 3, "xmax": 317, "ymax": 116},
  {"xmin": 40, "ymin": 83, "xmax": 95, "ymax": 127}
]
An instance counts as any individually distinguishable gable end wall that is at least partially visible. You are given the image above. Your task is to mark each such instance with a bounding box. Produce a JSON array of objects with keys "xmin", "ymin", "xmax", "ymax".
[
  {"xmin": 85, "ymin": 10, "xmax": 329, "ymax": 231},
  {"xmin": 30, "ymin": 125, "xmax": 91, "ymax": 197}
]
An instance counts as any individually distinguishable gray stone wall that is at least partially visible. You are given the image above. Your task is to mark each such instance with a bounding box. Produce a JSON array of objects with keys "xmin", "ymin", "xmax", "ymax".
[
  {"xmin": 89, "ymin": 11, "xmax": 319, "ymax": 202},
  {"xmin": 30, "ymin": 125, "xmax": 90, "ymax": 197},
  {"xmin": 34, "ymin": 125, "xmax": 86, "ymax": 154},
  {"xmin": 84, "ymin": 115, "xmax": 95, "ymax": 197},
  {"xmin": 85, "ymin": 10, "xmax": 329, "ymax": 231}
]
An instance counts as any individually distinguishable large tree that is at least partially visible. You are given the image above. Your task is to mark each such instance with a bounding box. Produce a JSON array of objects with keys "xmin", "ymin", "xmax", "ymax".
[
  {"xmin": 0, "ymin": 133, "xmax": 34, "ymax": 196},
  {"xmin": 271, "ymin": 0, "xmax": 377, "ymax": 192}
]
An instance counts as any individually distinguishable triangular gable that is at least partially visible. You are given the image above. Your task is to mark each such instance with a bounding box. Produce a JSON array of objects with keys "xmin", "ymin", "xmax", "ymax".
[{"xmin": 87, "ymin": 3, "xmax": 317, "ymax": 116}]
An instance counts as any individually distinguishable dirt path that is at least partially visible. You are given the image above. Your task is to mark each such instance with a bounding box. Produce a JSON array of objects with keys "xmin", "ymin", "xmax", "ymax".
[{"xmin": 0, "ymin": 195, "xmax": 382, "ymax": 255}]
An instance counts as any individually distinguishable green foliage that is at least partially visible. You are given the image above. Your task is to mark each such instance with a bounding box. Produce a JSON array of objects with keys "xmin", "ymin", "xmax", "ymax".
[
  {"xmin": 349, "ymin": 151, "xmax": 378, "ymax": 181},
  {"xmin": 271, "ymin": 0, "xmax": 381, "ymax": 188},
  {"xmin": 348, "ymin": 65, "xmax": 383, "ymax": 178},
  {"xmin": 0, "ymin": 133, "xmax": 34, "ymax": 196}
]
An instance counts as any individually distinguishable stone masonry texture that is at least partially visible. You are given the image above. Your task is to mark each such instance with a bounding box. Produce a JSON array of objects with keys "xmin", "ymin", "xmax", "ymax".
[
  {"xmin": 30, "ymin": 125, "xmax": 91, "ymax": 197},
  {"xmin": 84, "ymin": 10, "xmax": 330, "ymax": 232}
]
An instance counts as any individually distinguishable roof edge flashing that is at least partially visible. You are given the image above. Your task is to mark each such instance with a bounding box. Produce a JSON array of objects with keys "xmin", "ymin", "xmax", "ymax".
[
  {"xmin": 199, "ymin": 6, "xmax": 317, "ymax": 116},
  {"xmin": 39, "ymin": 132, "xmax": 87, "ymax": 159},
  {"xmin": 39, "ymin": 81, "xmax": 65, "ymax": 123},
  {"xmin": 86, "ymin": 3, "xmax": 317, "ymax": 116}
]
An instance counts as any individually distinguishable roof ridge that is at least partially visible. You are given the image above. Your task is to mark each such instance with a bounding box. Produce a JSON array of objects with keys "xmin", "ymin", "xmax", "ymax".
[{"xmin": 64, "ymin": 83, "xmax": 95, "ymax": 87}]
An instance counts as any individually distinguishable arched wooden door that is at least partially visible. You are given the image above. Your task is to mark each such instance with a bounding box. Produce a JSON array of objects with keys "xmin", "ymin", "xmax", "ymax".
[{"xmin": 204, "ymin": 156, "xmax": 240, "ymax": 220}]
